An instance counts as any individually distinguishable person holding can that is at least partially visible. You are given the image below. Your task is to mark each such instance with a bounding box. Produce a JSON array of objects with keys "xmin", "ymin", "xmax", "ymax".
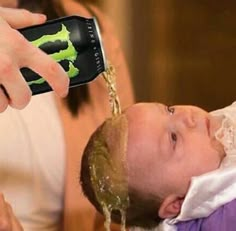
[{"xmin": 0, "ymin": 0, "xmax": 134, "ymax": 231}]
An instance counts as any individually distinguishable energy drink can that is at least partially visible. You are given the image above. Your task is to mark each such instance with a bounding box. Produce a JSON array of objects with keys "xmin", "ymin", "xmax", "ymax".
[{"xmin": 19, "ymin": 15, "xmax": 106, "ymax": 95}]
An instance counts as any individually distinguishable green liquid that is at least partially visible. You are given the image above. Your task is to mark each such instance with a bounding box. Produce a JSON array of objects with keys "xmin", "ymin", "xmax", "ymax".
[
  {"xmin": 89, "ymin": 65, "xmax": 129, "ymax": 230},
  {"xmin": 102, "ymin": 64, "xmax": 121, "ymax": 116}
]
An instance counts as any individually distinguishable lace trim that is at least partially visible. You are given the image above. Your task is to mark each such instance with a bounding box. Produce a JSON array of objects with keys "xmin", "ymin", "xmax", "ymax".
[{"xmin": 215, "ymin": 117, "xmax": 236, "ymax": 152}]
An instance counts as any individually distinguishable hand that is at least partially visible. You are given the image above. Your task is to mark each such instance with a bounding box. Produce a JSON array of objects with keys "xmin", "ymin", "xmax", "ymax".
[
  {"xmin": 0, "ymin": 7, "xmax": 69, "ymax": 112},
  {"xmin": 0, "ymin": 193, "xmax": 23, "ymax": 231}
]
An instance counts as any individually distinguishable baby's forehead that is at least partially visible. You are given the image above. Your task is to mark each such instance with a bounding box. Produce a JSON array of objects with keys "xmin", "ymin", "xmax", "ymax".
[
  {"xmin": 124, "ymin": 103, "xmax": 161, "ymax": 153},
  {"xmin": 125, "ymin": 102, "xmax": 155, "ymax": 112},
  {"xmin": 124, "ymin": 103, "xmax": 159, "ymax": 122}
]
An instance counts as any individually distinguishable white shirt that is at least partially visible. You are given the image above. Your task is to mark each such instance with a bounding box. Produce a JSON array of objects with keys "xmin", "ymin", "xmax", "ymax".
[{"xmin": 0, "ymin": 93, "xmax": 65, "ymax": 231}]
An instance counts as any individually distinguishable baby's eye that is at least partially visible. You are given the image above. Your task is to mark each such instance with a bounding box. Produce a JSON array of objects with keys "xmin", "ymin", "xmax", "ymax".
[
  {"xmin": 167, "ymin": 106, "xmax": 175, "ymax": 115},
  {"xmin": 171, "ymin": 132, "xmax": 177, "ymax": 148}
]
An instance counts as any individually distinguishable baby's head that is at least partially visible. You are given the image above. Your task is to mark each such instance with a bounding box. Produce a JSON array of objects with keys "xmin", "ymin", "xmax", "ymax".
[{"xmin": 80, "ymin": 102, "xmax": 225, "ymax": 229}]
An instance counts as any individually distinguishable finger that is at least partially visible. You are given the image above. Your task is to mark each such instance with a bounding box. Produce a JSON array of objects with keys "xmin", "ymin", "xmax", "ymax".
[
  {"xmin": 22, "ymin": 45, "xmax": 69, "ymax": 97},
  {"xmin": 0, "ymin": 58, "xmax": 32, "ymax": 109},
  {"xmin": 0, "ymin": 86, "xmax": 9, "ymax": 112},
  {"xmin": 0, "ymin": 194, "xmax": 11, "ymax": 231},
  {"xmin": 7, "ymin": 204, "xmax": 23, "ymax": 231},
  {"xmin": 2, "ymin": 77, "xmax": 32, "ymax": 110},
  {"xmin": 0, "ymin": 7, "xmax": 46, "ymax": 29}
]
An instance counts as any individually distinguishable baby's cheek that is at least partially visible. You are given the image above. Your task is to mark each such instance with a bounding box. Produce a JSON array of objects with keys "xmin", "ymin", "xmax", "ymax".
[
  {"xmin": 207, "ymin": 140, "xmax": 225, "ymax": 168},
  {"xmin": 199, "ymin": 152, "xmax": 221, "ymax": 173}
]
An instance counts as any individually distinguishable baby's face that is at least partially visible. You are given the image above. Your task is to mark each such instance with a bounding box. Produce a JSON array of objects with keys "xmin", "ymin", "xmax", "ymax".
[{"xmin": 125, "ymin": 103, "xmax": 225, "ymax": 201}]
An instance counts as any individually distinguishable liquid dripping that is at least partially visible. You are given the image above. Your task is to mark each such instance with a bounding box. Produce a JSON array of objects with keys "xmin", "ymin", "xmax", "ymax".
[
  {"xmin": 89, "ymin": 115, "xmax": 129, "ymax": 231},
  {"xmin": 89, "ymin": 63, "xmax": 129, "ymax": 231},
  {"xmin": 120, "ymin": 210, "xmax": 127, "ymax": 231},
  {"xmin": 102, "ymin": 63, "xmax": 121, "ymax": 116},
  {"xmin": 102, "ymin": 206, "xmax": 126, "ymax": 231},
  {"xmin": 103, "ymin": 205, "xmax": 111, "ymax": 231}
]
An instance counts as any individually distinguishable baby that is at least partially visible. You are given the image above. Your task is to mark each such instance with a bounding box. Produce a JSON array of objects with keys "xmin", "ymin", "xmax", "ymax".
[{"xmin": 80, "ymin": 102, "xmax": 236, "ymax": 230}]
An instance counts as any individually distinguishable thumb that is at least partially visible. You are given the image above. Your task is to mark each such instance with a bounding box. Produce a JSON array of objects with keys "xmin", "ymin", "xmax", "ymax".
[{"xmin": 0, "ymin": 7, "xmax": 46, "ymax": 29}]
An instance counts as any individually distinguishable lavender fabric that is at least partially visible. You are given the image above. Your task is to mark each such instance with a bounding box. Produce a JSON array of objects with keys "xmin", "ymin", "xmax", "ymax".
[{"xmin": 176, "ymin": 199, "xmax": 236, "ymax": 231}]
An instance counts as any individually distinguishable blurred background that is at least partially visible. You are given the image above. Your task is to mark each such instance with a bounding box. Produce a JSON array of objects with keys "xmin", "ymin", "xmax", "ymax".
[{"xmin": 98, "ymin": 0, "xmax": 236, "ymax": 112}]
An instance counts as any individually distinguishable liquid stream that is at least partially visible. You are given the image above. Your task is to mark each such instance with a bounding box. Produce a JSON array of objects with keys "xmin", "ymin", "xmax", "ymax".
[
  {"xmin": 90, "ymin": 63, "xmax": 129, "ymax": 231},
  {"xmin": 102, "ymin": 63, "xmax": 121, "ymax": 117}
]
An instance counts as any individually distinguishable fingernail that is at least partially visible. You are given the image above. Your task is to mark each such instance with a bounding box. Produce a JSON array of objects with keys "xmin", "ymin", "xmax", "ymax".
[{"xmin": 36, "ymin": 13, "xmax": 47, "ymax": 21}]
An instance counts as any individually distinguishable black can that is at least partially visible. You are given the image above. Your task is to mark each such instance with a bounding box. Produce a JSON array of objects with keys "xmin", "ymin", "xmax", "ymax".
[{"xmin": 19, "ymin": 15, "xmax": 106, "ymax": 95}]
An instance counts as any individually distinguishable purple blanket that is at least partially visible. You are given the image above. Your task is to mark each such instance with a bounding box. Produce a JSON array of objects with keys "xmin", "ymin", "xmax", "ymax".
[{"xmin": 176, "ymin": 199, "xmax": 236, "ymax": 231}]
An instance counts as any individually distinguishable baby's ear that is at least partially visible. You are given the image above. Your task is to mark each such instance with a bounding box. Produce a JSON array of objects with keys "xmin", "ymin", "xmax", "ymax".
[{"xmin": 158, "ymin": 195, "xmax": 184, "ymax": 219}]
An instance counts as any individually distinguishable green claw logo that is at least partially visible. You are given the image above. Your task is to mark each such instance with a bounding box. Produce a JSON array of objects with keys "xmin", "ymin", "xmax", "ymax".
[{"xmin": 28, "ymin": 24, "xmax": 79, "ymax": 86}]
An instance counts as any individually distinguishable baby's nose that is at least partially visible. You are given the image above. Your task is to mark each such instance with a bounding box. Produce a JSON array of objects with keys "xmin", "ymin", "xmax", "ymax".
[{"xmin": 179, "ymin": 109, "xmax": 196, "ymax": 129}]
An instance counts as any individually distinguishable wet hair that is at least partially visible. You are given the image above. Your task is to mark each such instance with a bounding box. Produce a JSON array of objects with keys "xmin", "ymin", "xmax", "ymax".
[
  {"xmin": 18, "ymin": 0, "xmax": 103, "ymax": 116},
  {"xmin": 80, "ymin": 118, "xmax": 164, "ymax": 229}
]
